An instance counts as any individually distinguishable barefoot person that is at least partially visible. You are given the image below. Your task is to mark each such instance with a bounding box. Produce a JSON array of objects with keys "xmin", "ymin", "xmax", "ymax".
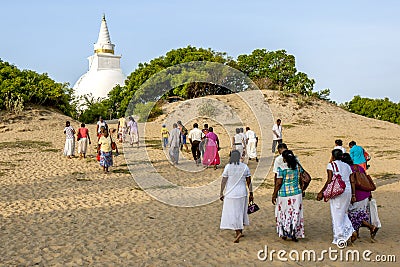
[
  {"xmin": 77, "ymin": 123, "xmax": 91, "ymax": 158},
  {"xmin": 232, "ymin": 128, "xmax": 245, "ymax": 157},
  {"xmin": 245, "ymin": 127, "xmax": 258, "ymax": 162},
  {"xmin": 161, "ymin": 124, "xmax": 169, "ymax": 148},
  {"xmin": 63, "ymin": 121, "xmax": 75, "ymax": 159},
  {"xmin": 117, "ymin": 116, "xmax": 127, "ymax": 142},
  {"xmin": 128, "ymin": 116, "xmax": 139, "ymax": 147},
  {"xmin": 188, "ymin": 123, "xmax": 204, "ymax": 166},
  {"xmin": 272, "ymin": 150, "xmax": 305, "ymax": 242},
  {"xmin": 96, "ymin": 116, "xmax": 107, "ymax": 138},
  {"xmin": 341, "ymin": 153, "xmax": 379, "ymax": 240},
  {"xmin": 169, "ymin": 123, "xmax": 181, "ymax": 164},
  {"xmin": 203, "ymin": 127, "xmax": 220, "ymax": 170},
  {"xmin": 272, "ymin": 119, "xmax": 283, "ymax": 153},
  {"xmin": 220, "ymin": 150, "xmax": 253, "ymax": 243},
  {"xmin": 98, "ymin": 129, "xmax": 116, "ymax": 173},
  {"xmin": 177, "ymin": 121, "xmax": 189, "ymax": 152},
  {"xmin": 317, "ymin": 149, "xmax": 357, "ymax": 245}
]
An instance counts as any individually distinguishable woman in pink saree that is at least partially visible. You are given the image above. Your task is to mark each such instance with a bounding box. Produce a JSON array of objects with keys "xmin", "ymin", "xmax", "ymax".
[{"xmin": 202, "ymin": 127, "xmax": 220, "ymax": 169}]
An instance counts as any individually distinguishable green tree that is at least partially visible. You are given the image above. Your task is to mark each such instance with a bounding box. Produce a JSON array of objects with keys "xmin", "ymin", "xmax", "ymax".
[
  {"xmin": 0, "ymin": 59, "xmax": 76, "ymax": 116},
  {"xmin": 341, "ymin": 96, "xmax": 400, "ymax": 125}
]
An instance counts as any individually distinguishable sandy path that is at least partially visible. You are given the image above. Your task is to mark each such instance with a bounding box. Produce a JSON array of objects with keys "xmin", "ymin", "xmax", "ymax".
[{"xmin": 0, "ymin": 90, "xmax": 399, "ymax": 266}]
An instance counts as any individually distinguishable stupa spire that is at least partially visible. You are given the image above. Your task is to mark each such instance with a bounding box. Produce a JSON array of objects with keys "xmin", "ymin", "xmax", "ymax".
[{"xmin": 94, "ymin": 14, "xmax": 115, "ymax": 54}]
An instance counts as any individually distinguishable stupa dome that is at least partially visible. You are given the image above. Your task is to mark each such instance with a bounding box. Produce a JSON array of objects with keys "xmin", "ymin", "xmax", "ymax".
[{"xmin": 73, "ymin": 14, "xmax": 126, "ymax": 102}]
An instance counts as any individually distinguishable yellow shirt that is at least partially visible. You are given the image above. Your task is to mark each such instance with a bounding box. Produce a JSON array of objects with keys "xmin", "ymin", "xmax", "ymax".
[
  {"xmin": 161, "ymin": 127, "xmax": 169, "ymax": 138},
  {"xmin": 98, "ymin": 136, "xmax": 112, "ymax": 152},
  {"xmin": 118, "ymin": 117, "xmax": 126, "ymax": 128}
]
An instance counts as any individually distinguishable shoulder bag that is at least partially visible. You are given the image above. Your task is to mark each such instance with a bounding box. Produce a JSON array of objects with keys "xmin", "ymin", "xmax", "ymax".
[
  {"xmin": 351, "ymin": 166, "xmax": 376, "ymax": 191},
  {"xmin": 323, "ymin": 162, "xmax": 346, "ymax": 202},
  {"xmin": 297, "ymin": 161, "xmax": 311, "ymax": 192}
]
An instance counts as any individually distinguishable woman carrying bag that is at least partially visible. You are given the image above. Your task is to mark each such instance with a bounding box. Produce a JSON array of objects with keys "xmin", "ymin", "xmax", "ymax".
[{"xmin": 317, "ymin": 149, "xmax": 357, "ymax": 245}]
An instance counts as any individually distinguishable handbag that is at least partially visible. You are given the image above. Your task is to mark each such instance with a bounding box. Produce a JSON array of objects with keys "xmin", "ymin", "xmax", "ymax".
[
  {"xmin": 297, "ymin": 161, "xmax": 311, "ymax": 191},
  {"xmin": 109, "ymin": 134, "xmax": 117, "ymax": 150},
  {"xmin": 350, "ymin": 166, "xmax": 376, "ymax": 191},
  {"xmin": 323, "ymin": 162, "xmax": 346, "ymax": 202},
  {"xmin": 247, "ymin": 201, "xmax": 260, "ymax": 214},
  {"xmin": 368, "ymin": 198, "xmax": 381, "ymax": 228}
]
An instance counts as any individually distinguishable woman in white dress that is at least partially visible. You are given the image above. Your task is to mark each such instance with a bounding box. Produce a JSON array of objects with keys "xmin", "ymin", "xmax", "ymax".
[
  {"xmin": 63, "ymin": 121, "xmax": 75, "ymax": 159},
  {"xmin": 317, "ymin": 149, "xmax": 357, "ymax": 245},
  {"xmin": 220, "ymin": 150, "xmax": 253, "ymax": 243}
]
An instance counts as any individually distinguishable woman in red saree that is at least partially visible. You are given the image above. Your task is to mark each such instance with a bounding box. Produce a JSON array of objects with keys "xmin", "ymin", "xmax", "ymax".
[{"xmin": 202, "ymin": 127, "xmax": 220, "ymax": 169}]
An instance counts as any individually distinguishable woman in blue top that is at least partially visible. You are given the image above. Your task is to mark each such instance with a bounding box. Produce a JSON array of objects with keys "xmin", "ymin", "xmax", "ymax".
[{"xmin": 272, "ymin": 150, "xmax": 305, "ymax": 241}]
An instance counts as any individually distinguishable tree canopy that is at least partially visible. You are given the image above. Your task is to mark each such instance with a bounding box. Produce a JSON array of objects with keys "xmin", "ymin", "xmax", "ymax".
[
  {"xmin": 341, "ymin": 96, "xmax": 400, "ymax": 125},
  {"xmin": 86, "ymin": 46, "xmax": 328, "ymax": 122},
  {"xmin": 0, "ymin": 46, "xmax": 331, "ymax": 123},
  {"xmin": 0, "ymin": 59, "xmax": 75, "ymax": 116}
]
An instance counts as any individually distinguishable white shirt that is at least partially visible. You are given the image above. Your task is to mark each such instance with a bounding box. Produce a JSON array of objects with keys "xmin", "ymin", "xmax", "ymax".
[
  {"xmin": 245, "ymin": 130, "xmax": 257, "ymax": 141},
  {"xmin": 97, "ymin": 121, "xmax": 107, "ymax": 133},
  {"xmin": 240, "ymin": 133, "xmax": 247, "ymax": 143},
  {"xmin": 272, "ymin": 124, "xmax": 282, "ymax": 140},
  {"xmin": 273, "ymin": 155, "xmax": 287, "ymax": 174},
  {"xmin": 233, "ymin": 134, "xmax": 245, "ymax": 146},
  {"xmin": 188, "ymin": 128, "xmax": 204, "ymax": 142},
  {"xmin": 222, "ymin": 162, "xmax": 251, "ymax": 198},
  {"xmin": 127, "ymin": 120, "xmax": 138, "ymax": 133},
  {"xmin": 334, "ymin": 146, "xmax": 346, "ymax": 153},
  {"xmin": 273, "ymin": 154, "xmax": 301, "ymax": 174}
]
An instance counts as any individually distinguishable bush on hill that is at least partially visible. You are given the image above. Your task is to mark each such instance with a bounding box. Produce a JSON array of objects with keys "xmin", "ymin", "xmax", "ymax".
[
  {"xmin": 341, "ymin": 96, "xmax": 400, "ymax": 125},
  {"xmin": 101, "ymin": 46, "xmax": 330, "ymax": 120},
  {"xmin": 0, "ymin": 59, "xmax": 76, "ymax": 116}
]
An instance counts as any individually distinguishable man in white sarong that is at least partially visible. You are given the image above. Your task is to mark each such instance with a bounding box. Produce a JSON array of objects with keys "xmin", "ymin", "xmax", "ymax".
[{"xmin": 245, "ymin": 127, "xmax": 258, "ymax": 162}]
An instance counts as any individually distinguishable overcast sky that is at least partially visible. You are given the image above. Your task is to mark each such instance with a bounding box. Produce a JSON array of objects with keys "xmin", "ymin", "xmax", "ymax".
[{"xmin": 1, "ymin": 0, "xmax": 399, "ymax": 103}]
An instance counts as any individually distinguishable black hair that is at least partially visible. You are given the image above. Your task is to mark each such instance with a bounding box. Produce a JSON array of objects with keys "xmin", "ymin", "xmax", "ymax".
[
  {"xmin": 81, "ymin": 123, "xmax": 85, "ymax": 127},
  {"xmin": 66, "ymin": 121, "xmax": 70, "ymax": 127},
  {"xmin": 335, "ymin": 139, "xmax": 343, "ymax": 146},
  {"xmin": 235, "ymin": 128, "xmax": 240, "ymax": 134},
  {"xmin": 349, "ymin": 141, "xmax": 356, "ymax": 147},
  {"xmin": 282, "ymin": 150, "xmax": 297, "ymax": 170},
  {"xmin": 277, "ymin": 119, "xmax": 281, "ymax": 123},
  {"xmin": 277, "ymin": 143, "xmax": 288, "ymax": 150},
  {"xmin": 208, "ymin": 127, "xmax": 214, "ymax": 132},
  {"xmin": 229, "ymin": 150, "xmax": 241, "ymax": 165},
  {"xmin": 332, "ymin": 149, "xmax": 343, "ymax": 161},
  {"xmin": 193, "ymin": 123, "xmax": 198, "ymax": 128},
  {"xmin": 341, "ymin": 153, "xmax": 353, "ymax": 166},
  {"xmin": 204, "ymin": 124, "xmax": 208, "ymax": 129},
  {"xmin": 245, "ymin": 127, "xmax": 250, "ymax": 131}
]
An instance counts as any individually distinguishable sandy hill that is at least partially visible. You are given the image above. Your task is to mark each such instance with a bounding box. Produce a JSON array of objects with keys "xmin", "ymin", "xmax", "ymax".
[{"xmin": 0, "ymin": 90, "xmax": 399, "ymax": 266}]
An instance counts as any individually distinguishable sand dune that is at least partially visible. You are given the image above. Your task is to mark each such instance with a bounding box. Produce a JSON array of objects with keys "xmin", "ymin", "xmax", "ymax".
[{"xmin": 0, "ymin": 90, "xmax": 399, "ymax": 266}]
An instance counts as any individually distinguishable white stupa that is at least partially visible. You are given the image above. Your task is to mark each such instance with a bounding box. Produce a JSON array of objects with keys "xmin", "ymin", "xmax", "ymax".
[{"xmin": 73, "ymin": 14, "xmax": 126, "ymax": 102}]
